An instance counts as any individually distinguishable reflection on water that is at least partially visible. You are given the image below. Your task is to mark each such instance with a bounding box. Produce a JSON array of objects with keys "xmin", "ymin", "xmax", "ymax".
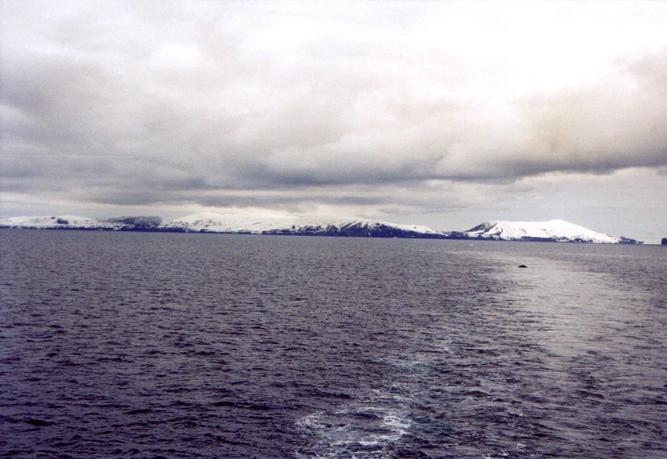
[
  {"xmin": 496, "ymin": 253, "xmax": 651, "ymax": 357},
  {"xmin": 0, "ymin": 230, "xmax": 665, "ymax": 458}
]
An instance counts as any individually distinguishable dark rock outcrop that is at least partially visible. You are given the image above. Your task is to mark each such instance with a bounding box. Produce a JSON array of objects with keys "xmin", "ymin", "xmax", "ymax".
[{"xmin": 106, "ymin": 216, "xmax": 162, "ymax": 230}]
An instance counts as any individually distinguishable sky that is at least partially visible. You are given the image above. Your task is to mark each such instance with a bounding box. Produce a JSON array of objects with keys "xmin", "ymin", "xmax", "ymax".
[{"xmin": 1, "ymin": 1, "xmax": 666, "ymax": 242}]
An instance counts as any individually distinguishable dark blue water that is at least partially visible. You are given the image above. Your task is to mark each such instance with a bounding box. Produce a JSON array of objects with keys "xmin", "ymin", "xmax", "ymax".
[{"xmin": 0, "ymin": 229, "xmax": 665, "ymax": 458}]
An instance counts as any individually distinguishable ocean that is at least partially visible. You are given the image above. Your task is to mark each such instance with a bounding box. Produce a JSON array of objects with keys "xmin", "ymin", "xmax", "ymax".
[{"xmin": 1, "ymin": 229, "xmax": 665, "ymax": 458}]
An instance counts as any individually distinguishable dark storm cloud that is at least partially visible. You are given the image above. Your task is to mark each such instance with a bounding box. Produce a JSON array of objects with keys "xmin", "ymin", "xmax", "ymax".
[{"xmin": 1, "ymin": 1, "xmax": 667, "ymax": 214}]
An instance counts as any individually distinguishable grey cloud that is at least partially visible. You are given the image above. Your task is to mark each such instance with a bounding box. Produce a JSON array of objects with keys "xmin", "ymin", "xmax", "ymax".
[{"xmin": 1, "ymin": 1, "xmax": 667, "ymax": 227}]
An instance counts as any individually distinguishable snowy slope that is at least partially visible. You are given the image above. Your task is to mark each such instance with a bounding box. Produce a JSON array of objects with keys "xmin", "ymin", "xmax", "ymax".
[
  {"xmin": 270, "ymin": 218, "xmax": 444, "ymax": 237},
  {"xmin": 0, "ymin": 215, "xmax": 115, "ymax": 229},
  {"xmin": 163, "ymin": 213, "xmax": 444, "ymax": 237},
  {"xmin": 340, "ymin": 219, "xmax": 441, "ymax": 235},
  {"xmin": 463, "ymin": 219, "xmax": 638, "ymax": 243},
  {"xmin": 162, "ymin": 212, "xmax": 301, "ymax": 233}
]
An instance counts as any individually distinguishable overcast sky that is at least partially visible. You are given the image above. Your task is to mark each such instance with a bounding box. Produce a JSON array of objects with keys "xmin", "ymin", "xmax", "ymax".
[{"xmin": 1, "ymin": 1, "xmax": 666, "ymax": 242}]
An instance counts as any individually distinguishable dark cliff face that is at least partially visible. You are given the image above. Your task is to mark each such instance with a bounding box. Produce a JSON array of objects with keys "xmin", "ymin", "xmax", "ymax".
[
  {"xmin": 106, "ymin": 216, "xmax": 162, "ymax": 228},
  {"xmin": 465, "ymin": 222, "xmax": 493, "ymax": 233},
  {"xmin": 617, "ymin": 236, "xmax": 642, "ymax": 245},
  {"xmin": 662, "ymin": 238, "xmax": 667, "ymax": 246}
]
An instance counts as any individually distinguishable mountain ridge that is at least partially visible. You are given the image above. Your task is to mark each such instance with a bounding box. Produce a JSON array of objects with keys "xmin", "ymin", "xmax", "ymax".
[{"xmin": 0, "ymin": 213, "xmax": 643, "ymax": 244}]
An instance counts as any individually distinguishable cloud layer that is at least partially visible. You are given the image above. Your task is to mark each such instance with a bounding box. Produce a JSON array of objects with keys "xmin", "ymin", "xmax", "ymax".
[{"xmin": 1, "ymin": 1, "xmax": 666, "ymax": 239}]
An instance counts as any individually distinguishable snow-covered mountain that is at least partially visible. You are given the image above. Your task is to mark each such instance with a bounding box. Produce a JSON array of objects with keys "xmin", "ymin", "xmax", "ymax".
[
  {"xmin": 162, "ymin": 213, "xmax": 445, "ymax": 238},
  {"xmin": 462, "ymin": 219, "xmax": 640, "ymax": 244},
  {"xmin": 0, "ymin": 215, "xmax": 162, "ymax": 230},
  {"xmin": 162, "ymin": 212, "xmax": 298, "ymax": 234},
  {"xmin": 265, "ymin": 218, "xmax": 445, "ymax": 238},
  {"xmin": 0, "ymin": 215, "xmax": 114, "ymax": 229}
]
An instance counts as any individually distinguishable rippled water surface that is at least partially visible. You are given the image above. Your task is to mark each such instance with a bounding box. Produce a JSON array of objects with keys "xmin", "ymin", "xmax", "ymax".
[{"xmin": 1, "ymin": 229, "xmax": 666, "ymax": 458}]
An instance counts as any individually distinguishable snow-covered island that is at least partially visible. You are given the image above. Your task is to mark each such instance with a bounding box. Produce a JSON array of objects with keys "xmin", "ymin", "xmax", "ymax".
[
  {"xmin": 0, "ymin": 213, "xmax": 642, "ymax": 244},
  {"xmin": 458, "ymin": 219, "xmax": 640, "ymax": 244}
]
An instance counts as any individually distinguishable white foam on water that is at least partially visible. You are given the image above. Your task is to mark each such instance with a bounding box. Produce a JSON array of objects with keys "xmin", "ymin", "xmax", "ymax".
[
  {"xmin": 382, "ymin": 413, "xmax": 410, "ymax": 432},
  {"xmin": 296, "ymin": 399, "xmax": 412, "ymax": 458}
]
